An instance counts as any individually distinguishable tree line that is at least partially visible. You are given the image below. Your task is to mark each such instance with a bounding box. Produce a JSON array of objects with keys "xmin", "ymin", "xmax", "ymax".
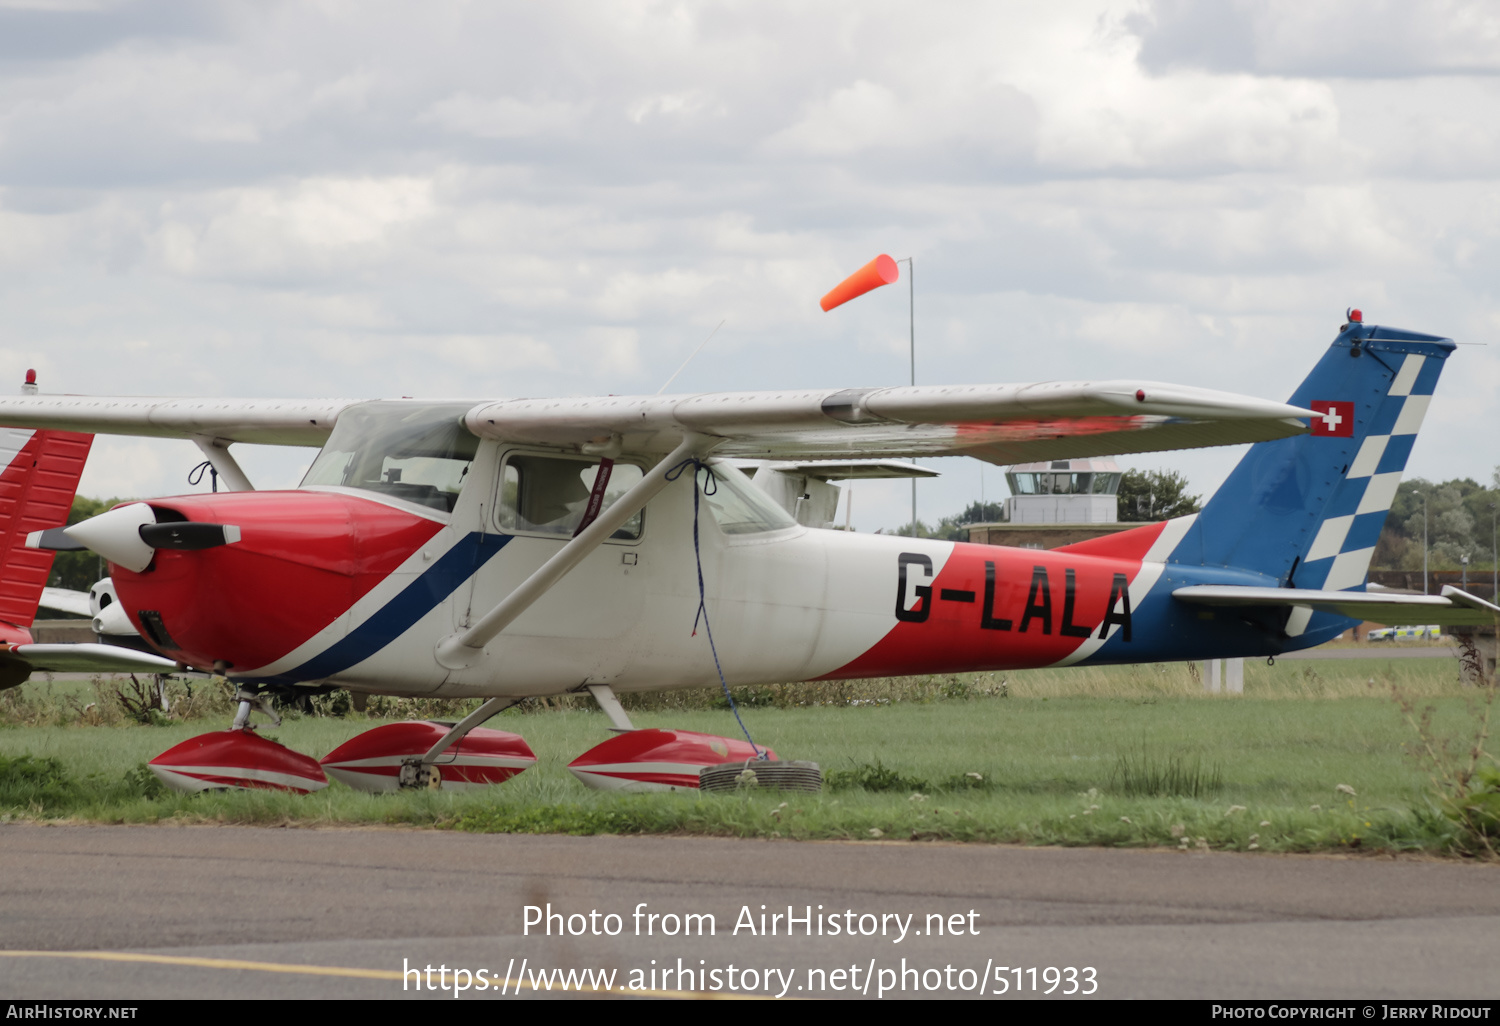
[{"xmin": 1374, "ymin": 470, "xmax": 1500, "ymax": 571}]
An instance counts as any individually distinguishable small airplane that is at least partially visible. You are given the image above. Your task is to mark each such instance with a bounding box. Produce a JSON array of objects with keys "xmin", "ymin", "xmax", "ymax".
[{"xmin": 4, "ymin": 312, "xmax": 1494, "ymax": 793}]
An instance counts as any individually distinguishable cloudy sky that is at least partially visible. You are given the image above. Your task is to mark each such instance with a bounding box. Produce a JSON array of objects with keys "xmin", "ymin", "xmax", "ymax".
[{"xmin": 1, "ymin": 0, "xmax": 1496, "ymax": 530}]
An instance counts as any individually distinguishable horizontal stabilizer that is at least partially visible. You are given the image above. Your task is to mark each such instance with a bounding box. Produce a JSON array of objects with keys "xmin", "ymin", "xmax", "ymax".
[
  {"xmin": 38, "ymin": 587, "xmax": 91, "ymax": 618},
  {"xmin": 9, "ymin": 643, "xmax": 181, "ymax": 674},
  {"xmin": 1173, "ymin": 584, "xmax": 1500, "ymax": 627}
]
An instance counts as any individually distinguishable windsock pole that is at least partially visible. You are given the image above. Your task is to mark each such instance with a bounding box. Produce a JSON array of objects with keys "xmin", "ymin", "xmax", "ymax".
[{"xmin": 903, "ymin": 257, "xmax": 914, "ymax": 535}]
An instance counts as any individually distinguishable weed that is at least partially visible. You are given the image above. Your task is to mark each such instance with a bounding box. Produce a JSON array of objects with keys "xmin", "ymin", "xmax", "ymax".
[
  {"xmin": 0, "ymin": 753, "xmax": 76, "ymax": 808},
  {"xmin": 313, "ymin": 690, "xmax": 353, "ymax": 718},
  {"xmin": 1389, "ymin": 676, "xmax": 1496, "ymax": 856},
  {"xmin": 123, "ymin": 762, "xmax": 166, "ymax": 800},
  {"xmin": 826, "ymin": 760, "xmax": 930, "ymax": 793},
  {"xmin": 1110, "ymin": 745, "xmax": 1223, "ymax": 798},
  {"xmin": 1453, "ymin": 766, "xmax": 1500, "ymax": 839},
  {"xmin": 110, "ymin": 675, "xmax": 172, "ymax": 724},
  {"xmin": 825, "ymin": 760, "xmax": 992, "ymax": 794}
]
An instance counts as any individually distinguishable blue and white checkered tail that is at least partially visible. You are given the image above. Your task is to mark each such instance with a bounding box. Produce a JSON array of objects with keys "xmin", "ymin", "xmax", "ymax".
[{"xmin": 1166, "ymin": 320, "xmax": 1454, "ymax": 642}]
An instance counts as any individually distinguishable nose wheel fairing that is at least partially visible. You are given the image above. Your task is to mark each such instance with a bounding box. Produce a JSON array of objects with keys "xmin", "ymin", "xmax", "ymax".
[{"xmin": 148, "ymin": 729, "xmax": 329, "ymax": 794}]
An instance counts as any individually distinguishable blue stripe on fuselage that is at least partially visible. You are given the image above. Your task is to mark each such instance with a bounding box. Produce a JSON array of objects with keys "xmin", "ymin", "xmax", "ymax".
[{"xmin": 247, "ymin": 531, "xmax": 511, "ymax": 685}]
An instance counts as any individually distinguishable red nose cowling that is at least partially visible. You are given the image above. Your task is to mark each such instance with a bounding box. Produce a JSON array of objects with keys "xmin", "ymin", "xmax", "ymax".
[{"xmin": 109, "ymin": 491, "xmax": 443, "ymax": 672}]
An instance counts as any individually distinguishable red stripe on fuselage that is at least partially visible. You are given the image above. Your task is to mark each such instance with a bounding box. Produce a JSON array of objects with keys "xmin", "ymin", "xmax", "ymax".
[
  {"xmin": 1051, "ymin": 521, "xmax": 1167, "ymax": 561},
  {"xmin": 822, "ymin": 541, "xmax": 1146, "ymax": 679},
  {"xmin": 110, "ymin": 491, "xmax": 441, "ymax": 671}
]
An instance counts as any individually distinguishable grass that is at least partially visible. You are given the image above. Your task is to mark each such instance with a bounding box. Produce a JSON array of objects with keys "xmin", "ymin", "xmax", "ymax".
[
  {"xmin": 1110, "ymin": 746, "xmax": 1224, "ymax": 799},
  {"xmin": 0, "ymin": 653, "xmax": 1492, "ymax": 857}
]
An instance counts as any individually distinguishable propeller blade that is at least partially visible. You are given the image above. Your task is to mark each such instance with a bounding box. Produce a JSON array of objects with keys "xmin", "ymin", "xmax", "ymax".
[{"xmin": 139, "ymin": 522, "xmax": 241, "ymax": 550}]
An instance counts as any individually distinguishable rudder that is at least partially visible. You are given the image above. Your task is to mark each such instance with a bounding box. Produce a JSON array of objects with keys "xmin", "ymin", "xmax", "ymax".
[
  {"xmin": 0, "ymin": 426, "xmax": 94, "ymax": 630},
  {"xmin": 1167, "ymin": 317, "xmax": 1454, "ymax": 634}
]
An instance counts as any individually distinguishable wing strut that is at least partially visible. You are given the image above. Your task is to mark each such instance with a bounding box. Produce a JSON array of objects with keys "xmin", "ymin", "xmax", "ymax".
[
  {"xmin": 192, "ymin": 437, "xmax": 255, "ymax": 492},
  {"xmin": 586, "ymin": 683, "xmax": 636, "ymax": 732},
  {"xmin": 434, "ymin": 433, "xmax": 719, "ymax": 670}
]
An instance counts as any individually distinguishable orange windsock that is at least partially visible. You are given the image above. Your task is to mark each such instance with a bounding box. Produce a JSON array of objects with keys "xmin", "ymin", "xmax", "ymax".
[{"xmin": 820, "ymin": 254, "xmax": 899, "ymax": 312}]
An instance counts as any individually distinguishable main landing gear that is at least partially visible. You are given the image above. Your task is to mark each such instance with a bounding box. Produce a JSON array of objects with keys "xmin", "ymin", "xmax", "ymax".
[{"xmin": 145, "ymin": 684, "xmax": 776, "ymax": 795}]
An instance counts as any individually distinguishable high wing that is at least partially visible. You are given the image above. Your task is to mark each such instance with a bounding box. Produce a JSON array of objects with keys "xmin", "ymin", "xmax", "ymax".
[
  {"xmin": 465, "ymin": 382, "xmax": 1314, "ymax": 464},
  {"xmin": 729, "ymin": 458, "xmax": 941, "ymax": 480},
  {"xmin": 1173, "ymin": 585, "xmax": 1500, "ymax": 628},
  {"xmin": 0, "ymin": 380, "xmax": 1314, "ymax": 465},
  {"xmin": 0, "ymin": 396, "xmax": 354, "ymax": 446},
  {"xmin": 767, "ymin": 459, "xmax": 942, "ymax": 480}
]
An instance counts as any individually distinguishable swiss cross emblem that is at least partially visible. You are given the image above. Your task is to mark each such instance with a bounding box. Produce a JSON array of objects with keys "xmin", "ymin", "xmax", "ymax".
[{"xmin": 1310, "ymin": 400, "xmax": 1354, "ymax": 437}]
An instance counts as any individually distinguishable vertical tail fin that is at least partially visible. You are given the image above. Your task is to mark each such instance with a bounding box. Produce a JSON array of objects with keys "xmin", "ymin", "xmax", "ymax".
[
  {"xmin": 1168, "ymin": 319, "xmax": 1453, "ymax": 633},
  {"xmin": 0, "ymin": 427, "xmax": 94, "ymax": 629}
]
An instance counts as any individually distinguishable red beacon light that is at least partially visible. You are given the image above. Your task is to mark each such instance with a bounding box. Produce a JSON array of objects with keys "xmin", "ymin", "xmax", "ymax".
[
  {"xmin": 1345, "ymin": 308, "xmax": 1366, "ymax": 358},
  {"xmin": 24, "ymin": 369, "xmax": 35, "ymax": 385},
  {"xmin": 20, "ymin": 369, "xmax": 37, "ymax": 395}
]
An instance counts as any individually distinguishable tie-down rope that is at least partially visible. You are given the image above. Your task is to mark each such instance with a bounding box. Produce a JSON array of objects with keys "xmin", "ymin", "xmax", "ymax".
[{"xmin": 664, "ymin": 456, "xmax": 766, "ymax": 760}]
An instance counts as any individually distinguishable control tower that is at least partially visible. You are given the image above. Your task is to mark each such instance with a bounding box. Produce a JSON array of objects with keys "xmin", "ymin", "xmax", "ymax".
[{"xmin": 1003, "ymin": 458, "xmax": 1122, "ymax": 525}]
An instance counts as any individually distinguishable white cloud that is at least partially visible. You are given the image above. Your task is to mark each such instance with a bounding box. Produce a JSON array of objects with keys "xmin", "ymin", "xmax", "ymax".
[
  {"xmin": 424, "ymin": 93, "xmax": 587, "ymax": 139},
  {"xmin": 0, "ymin": 0, "xmax": 1488, "ymax": 524},
  {"xmin": 1130, "ymin": 0, "xmax": 1500, "ymax": 78}
]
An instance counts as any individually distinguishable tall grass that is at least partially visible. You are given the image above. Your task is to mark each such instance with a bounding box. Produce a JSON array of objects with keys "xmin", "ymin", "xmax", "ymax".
[
  {"xmin": 1110, "ymin": 746, "xmax": 1224, "ymax": 798},
  {"xmin": 0, "ymin": 652, "xmax": 1467, "ymax": 732},
  {"xmin": 0, "ymin": 653, "xmax": 1489, "ymax": 856}
]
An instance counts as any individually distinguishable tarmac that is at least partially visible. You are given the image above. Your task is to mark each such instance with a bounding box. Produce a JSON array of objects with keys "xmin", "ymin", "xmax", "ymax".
[{"xmin": 0, "ymin": 824, "xmax": 1495, "ymax": 1000}]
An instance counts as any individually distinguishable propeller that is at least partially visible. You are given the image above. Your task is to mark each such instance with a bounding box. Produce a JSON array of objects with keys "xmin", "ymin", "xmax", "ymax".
[{"xmin": 26, "ymin": 502, "xmax": 240, "ymax": 573}]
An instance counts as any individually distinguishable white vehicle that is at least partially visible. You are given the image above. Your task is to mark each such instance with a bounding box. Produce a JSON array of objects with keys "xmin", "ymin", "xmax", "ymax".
[{"xmin": 1367, "ymin": 625, "xmax": 1442, "ymax": 642}]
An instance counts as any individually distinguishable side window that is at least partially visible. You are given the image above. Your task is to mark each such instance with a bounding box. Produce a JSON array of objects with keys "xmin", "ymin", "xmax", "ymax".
[{"xmin": 498, "ymin": 455, "xmax": 644, "ymax": 541}]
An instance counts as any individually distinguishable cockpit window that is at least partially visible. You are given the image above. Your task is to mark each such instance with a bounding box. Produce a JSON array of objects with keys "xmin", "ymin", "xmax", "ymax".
[
  {"xmin": 498, "ymin": 454, "xmax": 644, "ymax": 540},
  {"xmin": 301, "ymin": 401, "xmax": 478, "ymax": 514},
  {"xmin": 701, "ymin": 460, "xmax": 798, "ymax": 535}
]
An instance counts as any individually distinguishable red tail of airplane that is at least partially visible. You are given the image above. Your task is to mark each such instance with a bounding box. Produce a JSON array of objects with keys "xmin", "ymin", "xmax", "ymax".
[{"xmin": 0, "ymin": 424, "xmax": 93, "ymax": 643}]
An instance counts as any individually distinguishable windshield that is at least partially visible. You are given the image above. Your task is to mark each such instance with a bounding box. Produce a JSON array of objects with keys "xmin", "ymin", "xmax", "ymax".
[
  {"xmin": 702, "ymin": 460, "xmax": 798, "ymax": 535},
  {"xmin": 301, "ymin": 401, "xmax": 478, "ymax": 514}
]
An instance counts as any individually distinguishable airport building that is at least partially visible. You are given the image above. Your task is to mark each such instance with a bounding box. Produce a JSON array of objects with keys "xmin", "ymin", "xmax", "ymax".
[{"xmin": 967, "ymin": 458, "xmax": 1142, "ymax": 549}]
